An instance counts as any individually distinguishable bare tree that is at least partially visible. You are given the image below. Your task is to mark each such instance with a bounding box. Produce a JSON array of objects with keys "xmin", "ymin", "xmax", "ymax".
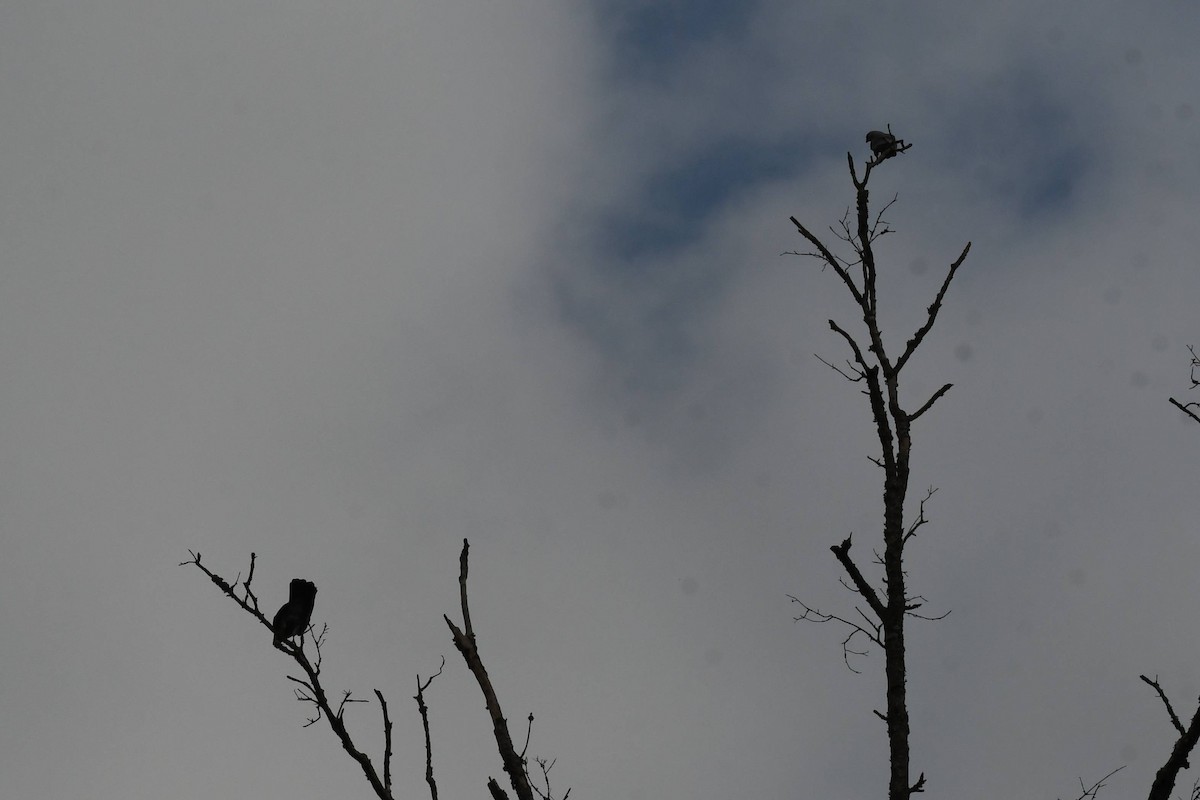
[
  {"xmin": 784, "ymin": 139, "xmax": 1200, "ymax": 799},
  {"xmin": 785, "ymin": 130, "xmax": 969, "ymax": 800},
  {"xmin": 1137, "ymin": 352, "xmax": 1200, "ymax": 799},
  {"xmin": 180, "ymin": 550, "xmax": 401, "ymax": 799},
  {"xmin": 181, "ymin": 543, "xmax": 569, "ymax": 800}
]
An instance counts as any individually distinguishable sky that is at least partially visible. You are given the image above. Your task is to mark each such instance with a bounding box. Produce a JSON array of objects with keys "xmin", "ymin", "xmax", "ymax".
[{"xmin": 1, "ymin": 2, "xmax": 1198, "ymax": 799}]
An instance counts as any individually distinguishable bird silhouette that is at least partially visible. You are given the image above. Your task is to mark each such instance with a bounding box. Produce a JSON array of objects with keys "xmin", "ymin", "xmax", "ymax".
[
  {"xmin": 273, "ymin": 579, "xmax": 317, "ymax": 645},
  {"xmin": 865, "ymin": 130, "xmax": 898, "ymax": 159}
]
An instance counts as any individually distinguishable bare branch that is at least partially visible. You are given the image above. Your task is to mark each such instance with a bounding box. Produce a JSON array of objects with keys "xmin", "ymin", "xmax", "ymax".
[
  {"xmin": 862, "ymin": 194, "xmax": 900, "ymax": 256},
  {"xmin": 1169, "ymin": 397, "xmax": 1200, "ymax": 425},
  {"xmin": 1142, "ymin": 675, "xmax": 1187, "ymax": 735},
  {"xmin": 909, "ymin": 772, "xmax": 926, "ymax": 794},
  {"xmin": 374, "ymin": 690, "xmax": 394, "ymax": 798},
  {"xmin": 520, "ymin": 714, "xmax": 535, "ymax": 760},
  {"xmin": 1166, "ymin": 340, "xmax": 1198, "ymax": 425},
  {"xmin": 828, "ymin": 320, "xmax": 872, "ymax": 373},
  {"xmin": 781, "ymin": 248, "xmax": 836, "ymax": 266},
  {"xmin": 488, "ymin": 777, "xmax": 512, "ymax": 800},
  {"xmin": 446, "ymin": 539, "xmax": 535, "ymax": 800},
  {"xmin": 414, "ymin": 657, "xmax": 446, "ymax": 800},
  {"xmin": 896, "ymin": 242, "xmax": 971, "ymax": 374},
  {"xmin": 457, "ymin": 539, "xmax": 475, "ymax": 639},
  {"xmin": 902, "ymin": 488, "xmax": 938, "ymax": 545},
  {"xmin": 335, "ymin": 690, "xmax": 368, "ymax": 720},
  {"xmin": 906, "ymin": 608, "xmax": 951, "ymax": 622},
  {"xmin": 241, "ymin": 552, "xmax": 261, "ymax": 613},
  {"xmin": 910, "ymin": 384, "xmax": 953, "ymax": 422},
  {"xmin": 1060, "ymin": 766, "xmax": 1124, "ymax": 800},
  {"xmin": 815, "ymin": 352, "xmax": 866, "ymax": 382},
  {"xmin": 788, "ymin": 593, "xmax": 881, "ymax": 672},
  {"xmin": 1146, "ymin": 690, "xmax": 1200, "ymax": 800},
  {"xmin": 530, "ymin": 755, "xmax": 572, "ymax": 800},
  {"xmin": 830, "ymin": 535, "xmax": 887, "ymax": 619},
  {"xmin": 179, "ymin": 551, "xmax": 274, "ymax": 633},
  {"xmin": 790, "ymin": 216, "xmax": 866, "ymax": 305}
]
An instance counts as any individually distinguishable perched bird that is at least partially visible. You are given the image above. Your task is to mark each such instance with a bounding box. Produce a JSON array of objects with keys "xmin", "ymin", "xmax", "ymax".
[
  {"xmin": 273, "ymin": 579, "xmax": 317, "ymax": 645},
  {"xmin": 865, "ymin": 130, "xmax": 898, "ymax": 159}
]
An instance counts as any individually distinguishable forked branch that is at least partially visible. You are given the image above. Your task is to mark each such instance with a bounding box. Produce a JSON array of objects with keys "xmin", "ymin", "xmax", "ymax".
[
  {"xmin": 445, "ymin": 540, "xmax": 536, "ymax": 800},
  {"xmin": 1140, "ymin": 675, "xmax": 1200, "ymax": 800}
]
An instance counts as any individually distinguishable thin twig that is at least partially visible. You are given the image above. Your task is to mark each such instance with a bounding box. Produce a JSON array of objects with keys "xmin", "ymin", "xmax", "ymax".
[
  {"xmin": 1060, "ymin": 765, "xmax": 1125, "ymax": 800},
  {"xmin": 414, "ymin": 657, "xmax": 446, "ymax": 800}
]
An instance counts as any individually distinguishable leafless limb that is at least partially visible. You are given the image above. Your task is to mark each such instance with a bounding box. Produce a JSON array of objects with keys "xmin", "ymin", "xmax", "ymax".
[
  {"xmin": 870, "ymin": 194, "xmax": 900, "ymax": 241},
  {"xmin": 179, "ymin": 551, "xmax": 273, "ymax": 631},
  {"xmin": 1169, "ymin": 345, "xmax": 1200, "ymax": 425},
  {"xmin": 488, "ymin": 777, "xmax": 511, "ymax": 800},
  {"xmin": 910, "ymin": 383, "xmax": 954, "ymax": 422},
  {"xmin": 832, "ymin": 195, "xmax": 898, "ymax": 256},
  {"xmin": 529, "ymin": 755, "xmax": 572, "ymax": 800},
  {"xmin": 1140, "ymin": 675, "xmax": 1200, "ymax": 800},
  {"xmin": 515, "ymin": 714, "xmax": 573, "ymax": 800},
  {"xmin": 241, "ymin": 552, "xmax": 261, "ymax": 613},
  {"xmin": 833, "ymin": 210, "xmax": 856, "ymax": 245},
  {"xmin": 520, "ymin": 713, "xmax": 534, "ymax": 759},
  {"xmin": 814, "ymin": 352, "xmax": 866, "ymax": 382},
  {"xmin": 788, "ymin": 593, "xmax": 879, "ymax": 673},
  {"xmin": 895, "ymin": 242, "xmax": 972, "ymax": 374},
  {"xmin": 335, "ymin": 690, "xmax": 368, "ymax": 721},
  {"xmin": 1170, "ymin": 397, "xmax": 1200, "ymax": 425},
  {"xmin": 790, "ymin": 216, "xmax": 866, "ymax": 306},
  {"xmin": 414, "ymin": 656, "xmax": 446, "ymax": 800},
  {"xmin": 445, "ymin": 539, "xmax": 536, "ymax": 800},
  {"xmin": 903, "ymin": 488, "xmax": 935, "ymax": 544},
  {"xmin": 1058, "ymin": 766, "xmax": 1125, "ymax": 800},
  {"xmin": 905, "ymin": 607, "xmax": 950, "ymax": 622},
  {"xmin": 909, "ymin": 772, "xmax": 926, "ymax": 794},
  {"xmin": 829, "ymin": 535, "xmax": 887, "ymax": 619},
  {"xmin": 1142, "ymin": 675, "xmax": 1187, "ymax": 735},
  {"xmin": 828, "ymin": 320, "xmax": 872, "ymax": 375},
  {"xmin": 374, "ymin": 689, "xmax": 394, "ymax": 797}
]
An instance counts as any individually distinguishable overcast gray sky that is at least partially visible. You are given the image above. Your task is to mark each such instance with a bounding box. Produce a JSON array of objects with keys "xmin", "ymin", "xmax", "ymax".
[{"xmin": 2, "ymin": 2, "xmax": 1199, "ymax": 798}]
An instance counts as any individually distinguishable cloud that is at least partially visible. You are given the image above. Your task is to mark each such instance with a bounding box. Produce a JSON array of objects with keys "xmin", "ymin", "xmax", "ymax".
[{"xmin": 2, "ymin": 2, "xmax": 1200, "ymax": 800}]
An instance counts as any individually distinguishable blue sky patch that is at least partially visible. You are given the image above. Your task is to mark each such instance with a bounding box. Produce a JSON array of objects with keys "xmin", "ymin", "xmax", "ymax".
[
  {"xmin": 595, "ymin": 0, "xmax": 758, "ymax": 80},
  {"xmin": 602, "ymin": 136, "xmax": 804, "ymax": 263}
]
